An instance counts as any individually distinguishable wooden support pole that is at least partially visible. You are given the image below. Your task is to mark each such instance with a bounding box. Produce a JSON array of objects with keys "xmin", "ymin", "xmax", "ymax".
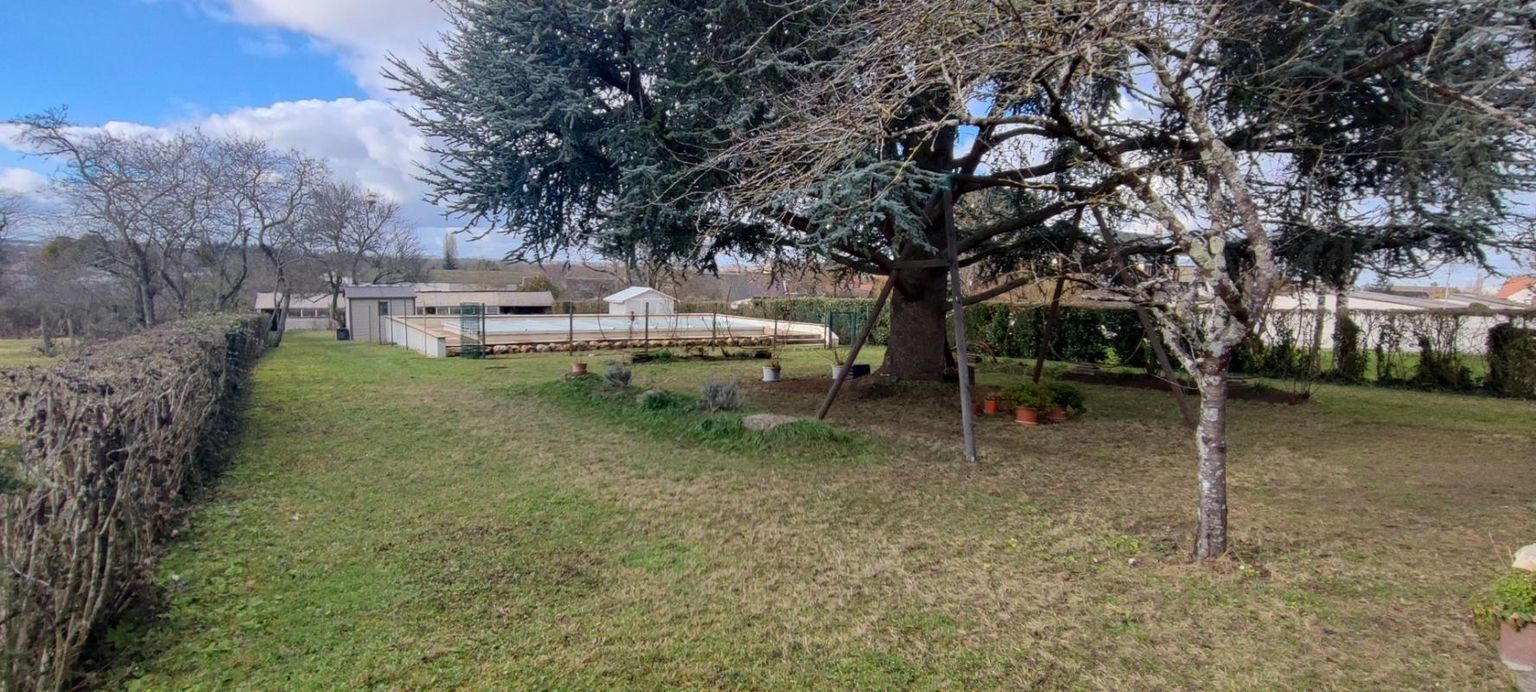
[
  {"xmin": 945, "ymin": 187, "xmax": 978, "ymax": 463},
  {"xmin": 815, "ymin": 280, "xmax": 893, "ymax": 421},
  {"xmin": 1091, "ymin": 207, "xmax": 1196, "ymax": 428}
]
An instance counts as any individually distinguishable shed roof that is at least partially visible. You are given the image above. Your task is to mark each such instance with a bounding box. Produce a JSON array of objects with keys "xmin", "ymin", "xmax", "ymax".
[
  {"xmin": 605, "ymin": 286, "xmax": 674, "ymax": 303},
  {"xmin": 253, "ymin": 292, "xmax": 332, "ymax": 310},
  {"xmin": 344, "ymin": 284, "xmax": 417, "ymax": 299},
  {"xmin": 416, "ymin": 291, "xmax": 554, "ymax": 308}
]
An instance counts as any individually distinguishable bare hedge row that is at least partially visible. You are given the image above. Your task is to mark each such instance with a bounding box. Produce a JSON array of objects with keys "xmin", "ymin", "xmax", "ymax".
[{"xmin": 0, "ymin": 315, "xmax": 268, "ymax": 691}]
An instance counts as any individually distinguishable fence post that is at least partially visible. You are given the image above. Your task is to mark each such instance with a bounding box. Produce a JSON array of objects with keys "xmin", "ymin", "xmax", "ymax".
[
  {"xmin": 644, "ymin": 302, "xmax": 650, "ymax": 347},
  {"xmin": 568, "ymin": 303, "xmax": 574, "ymax": 354}
]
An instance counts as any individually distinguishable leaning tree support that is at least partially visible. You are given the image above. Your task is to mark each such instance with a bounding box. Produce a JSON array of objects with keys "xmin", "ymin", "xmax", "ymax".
[
  {"xmin": 1091, "ymin": 207, "xmax": 1195, "ymax": 428},
  {"xmin": 815, "ymin": 280, "xmax": 894, "ymax": 421},
  {"xmin": 944, "ymin": 186, "xmax": 979, "ymax": 463}
]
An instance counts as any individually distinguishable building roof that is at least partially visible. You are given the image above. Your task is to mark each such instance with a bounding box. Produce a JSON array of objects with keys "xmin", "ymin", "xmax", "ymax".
[
  {"xmin": 253, "ymin": 292, "xmax": 332, "ymax": 311},
  {"xmin": 605, "ymin": 286, "xmax": 675, "ymax": 303},
  {"xmin": 344, "ymin": 284, "xmax": 417, "ymax": 299},
  {"xmin": 1496, "ymin": 276, "xmax": 1536, "ymax": 300},
  {"xmin": 416, "ymin": 290, "xmax": 554, "ymax": 309}
]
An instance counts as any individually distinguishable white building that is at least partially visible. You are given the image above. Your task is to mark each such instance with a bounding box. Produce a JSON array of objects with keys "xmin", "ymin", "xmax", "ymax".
[
  {"xmin": 253, "ymin": 293, "xmax": 336, "ymax": 331},
  {"xmin": 1496, "ymin": 277, "xmax": 1536, "ymax": 306},
  {"xmin": 605, "ymin": 286, "xmax": 676, "ymax": 316}
]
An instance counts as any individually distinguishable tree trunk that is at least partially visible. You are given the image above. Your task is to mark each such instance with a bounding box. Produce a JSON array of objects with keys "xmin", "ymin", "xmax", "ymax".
[
  {"xmin": 1194, "ymin": 367, "xmax": 1230, "ymax": 560},
  {"xmin": 137, "ymin": 280, "xmax": 157, "ymax": 327},
  {"xmin": 38, "ymin": 313, "xmax": 54, "ymax": 357},
  {"xmin": 271, "ymin": 291, "xmax": 291, "ymax": 347},
  {"xmin": 1032, "ymin": 275, "xmax": 1067, "ymax": 383},
  {"xmin": 880, "ymin": 266, "xmax": 951, "ymax": 380},
  {"xmin": 1308, "ymin": 282, "xmax": 1327, "ymax": 377},
  {"xmin": 1331, "ymin": 286, "xmax": 1352, "ymax": 372},
  {"xmin": 328, "ymin": 289, "xmax": 343, "ymax": 329}
]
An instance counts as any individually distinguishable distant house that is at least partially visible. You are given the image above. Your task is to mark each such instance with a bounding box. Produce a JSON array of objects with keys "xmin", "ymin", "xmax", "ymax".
[
  {"xmin": 1497, "ymin": 277, "xmax": 1536, "ymax": 306},
  {"xmin": 605, "ymin": 286, "xmax": 676, "ymax": 315},
  {"xmin": 253, "ymin": 293, "xmax": 335, "ymax": 331},
  {"xmin": 411, "ymin": 283, "xmax": 554, "ymax": 315}
]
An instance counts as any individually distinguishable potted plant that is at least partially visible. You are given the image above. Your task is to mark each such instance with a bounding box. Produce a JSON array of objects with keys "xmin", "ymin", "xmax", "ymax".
[
  {"xmin": 571, "ymin": 361, "xmax": 588, "ymax": 375},
  {"xmin": 763, "ymin": 357, "xmax": 782, "ymax": 383},
  {"xmin": 982, "ymin": 390, "xmax": 1001, "ymax": 416},
  {"xmin": 1005, "ymin": 383, "xmax": 1054, "ymax": 427},
  {"xmin": 1044, "ymin": 381, "xmax": 1086, "ymax": 423},
  {"xmin": 1475, "ymin": 559, "xmax": 1536, "ymax": 678},
  {"xmin": 826, "ymin": 347, "xmax": 872, "ymax": 380}
]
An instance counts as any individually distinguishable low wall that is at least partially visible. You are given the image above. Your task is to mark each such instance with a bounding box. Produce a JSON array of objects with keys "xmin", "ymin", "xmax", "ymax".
[{"xmin": 386, "ymin": 316, "xmax": 448, "ymax": 358}]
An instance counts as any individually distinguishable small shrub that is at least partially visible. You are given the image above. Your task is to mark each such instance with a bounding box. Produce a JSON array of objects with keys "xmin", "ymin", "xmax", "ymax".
[
  {"xmin": 698, "ymin": 380, "xmax": 744, "ymax": 413},
  {"xmin": 1044, "ymin": 381, "xmax": 1086, "ymax": 413},
  {"xmin": 1472, "ymin": 569, "xmax": 1536, "ymax": 631},
  {"xmin": 1004, "ymin": 381, "xmax": 1085, "ymax": 412},
  {"xmin": 1487, "ymin": 324, "xmax": 1536, "ymax": 398},
  {"xmin": 639, "ymin": 389, "xmax": 692, "ymax": 411},
  {"xmin": 1004, "ymin": 382, "xmax": 1056, "ymax": 410},
  {"xmin": 1411, "ymin": 336, "xmax": 1470, "ymax": 390},
  {"xmin": 1332, "ymin": 316, "xmax": 1369, "ymax": 384},
  {"xmin": 604, "ymin": 363, "xmax": 632, "ymax": 389}
]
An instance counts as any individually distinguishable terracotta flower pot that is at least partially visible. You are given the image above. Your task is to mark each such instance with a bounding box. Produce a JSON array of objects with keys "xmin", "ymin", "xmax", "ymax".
[
  {"xmin": 1015, "ymin": 406, "xmax": 1041, "ymax": 426},
  {"xmin": 570, "ymin": 362, "xmax": 588, "ymax": 375},
  {"xmin": 1501, "ymin": 620, "xmax": 1536, "ymax": 671},
  {"xmin": 1046, "ymin": 405, "xmax": 1070, "ymax": 424},
  {"xmin": 983, "ymin": 396, "xmax": 1000, "ymax": 416}
]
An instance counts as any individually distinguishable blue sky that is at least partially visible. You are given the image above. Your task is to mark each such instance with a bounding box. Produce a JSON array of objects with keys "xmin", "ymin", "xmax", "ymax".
[
  {"xmin": 0, "ymin": 0, "xmax": 474, "ymax": 251},
  {"xmin": 0, "ymin": 1, "xmax": 360, "ymax": 126}
]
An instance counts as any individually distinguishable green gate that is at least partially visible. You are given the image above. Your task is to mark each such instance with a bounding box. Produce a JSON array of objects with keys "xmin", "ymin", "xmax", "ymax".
[
  {"xmin": 459, "ymin": 302, "xmax": 486, "ymax": 359},
  {"xmin": 826, "ymin": 309, "xmax": 863, "ymax": 346}
]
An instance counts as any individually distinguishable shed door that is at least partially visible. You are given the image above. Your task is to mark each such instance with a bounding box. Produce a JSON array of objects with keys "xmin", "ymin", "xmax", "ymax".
[{"xmin": 377, "ymin": 301, "xmax": 389, "ymax": 343}]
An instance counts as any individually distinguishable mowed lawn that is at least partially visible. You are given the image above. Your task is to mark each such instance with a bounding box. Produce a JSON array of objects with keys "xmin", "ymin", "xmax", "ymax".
[
  {"xmin": 107, "ymin": 332, "xmax": 1536, "ymax": 688},
  {"xmin": 0, "ymin": 338, "xmax": 51, "ymax": 368}
]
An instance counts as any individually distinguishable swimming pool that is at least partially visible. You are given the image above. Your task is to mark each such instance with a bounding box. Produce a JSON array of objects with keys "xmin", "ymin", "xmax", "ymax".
[{"xmin": 388, "ymin": 312, "xmax": 834, "ymax": 357}]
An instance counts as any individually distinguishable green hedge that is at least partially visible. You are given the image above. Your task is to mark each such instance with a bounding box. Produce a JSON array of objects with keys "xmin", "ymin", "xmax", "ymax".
[
  {"xmin": 737, "ymin": 298, "xmax": 1536, "ymax": 398},
  {"xmin": 1487, "ymin": 323, "xmax": 1536, "ymax": 398},
  {"xmin": 0, "ymin": 315, "xmax": 268, "ymax": 690},
  {"xmin": 735, "ymin": 298, "xmax": 1153, "ymax": 368}
]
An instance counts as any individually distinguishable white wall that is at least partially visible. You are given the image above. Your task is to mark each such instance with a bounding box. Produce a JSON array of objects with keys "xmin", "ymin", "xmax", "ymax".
[
  {"xmin": 608, "ymin": 294, "xmax": 676, "ymax": 316},
  {"xmin": 1262, "ymin": 293, "xmax": 1531, "ymax": 354}
]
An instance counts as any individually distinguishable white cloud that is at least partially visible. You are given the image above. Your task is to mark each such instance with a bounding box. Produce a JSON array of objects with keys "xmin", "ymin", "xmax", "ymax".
[
  {"xmin": 209, "ymin": 0, "xmax": 446, "ymax": 95},
  {"xmin": 3, "ymin": 98, "xmax": 456, "ymax": 240},
  {"xmin": 189, "ymin": 98, "xmax": 427, "ymax": 203},
  {"xmin": 0, "ymin": 168, "xmax": 48, "ymax": 198}
]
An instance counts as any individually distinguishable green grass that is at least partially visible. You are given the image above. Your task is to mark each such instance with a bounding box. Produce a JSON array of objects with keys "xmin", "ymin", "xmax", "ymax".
[
  {"xmin": 103, "ymin": 333, "xmax": 1536, "ymax": 688},
  {"xmin": 0, "ymin": 338, "xmax": 52, "ymax": 367}
]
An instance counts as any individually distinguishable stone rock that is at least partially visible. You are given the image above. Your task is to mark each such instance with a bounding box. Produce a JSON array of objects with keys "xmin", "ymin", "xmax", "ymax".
[
  {"xmin": 1514, "ymin": 543, "xmax": 1536, "ymax": 572},
  {"xmin": 743, "ymin": 413, "xmax": 800, "ymax": 431}
]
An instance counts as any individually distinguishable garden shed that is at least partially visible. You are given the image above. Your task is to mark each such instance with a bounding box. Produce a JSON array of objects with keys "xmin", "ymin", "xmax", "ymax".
[
  {"xmin": 344, "ymin": 285, "xmax": 417, "ymax": 344},
  {"xmin": 605, "ymin": 286, "xmax": 676, "ymax": 316}
]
